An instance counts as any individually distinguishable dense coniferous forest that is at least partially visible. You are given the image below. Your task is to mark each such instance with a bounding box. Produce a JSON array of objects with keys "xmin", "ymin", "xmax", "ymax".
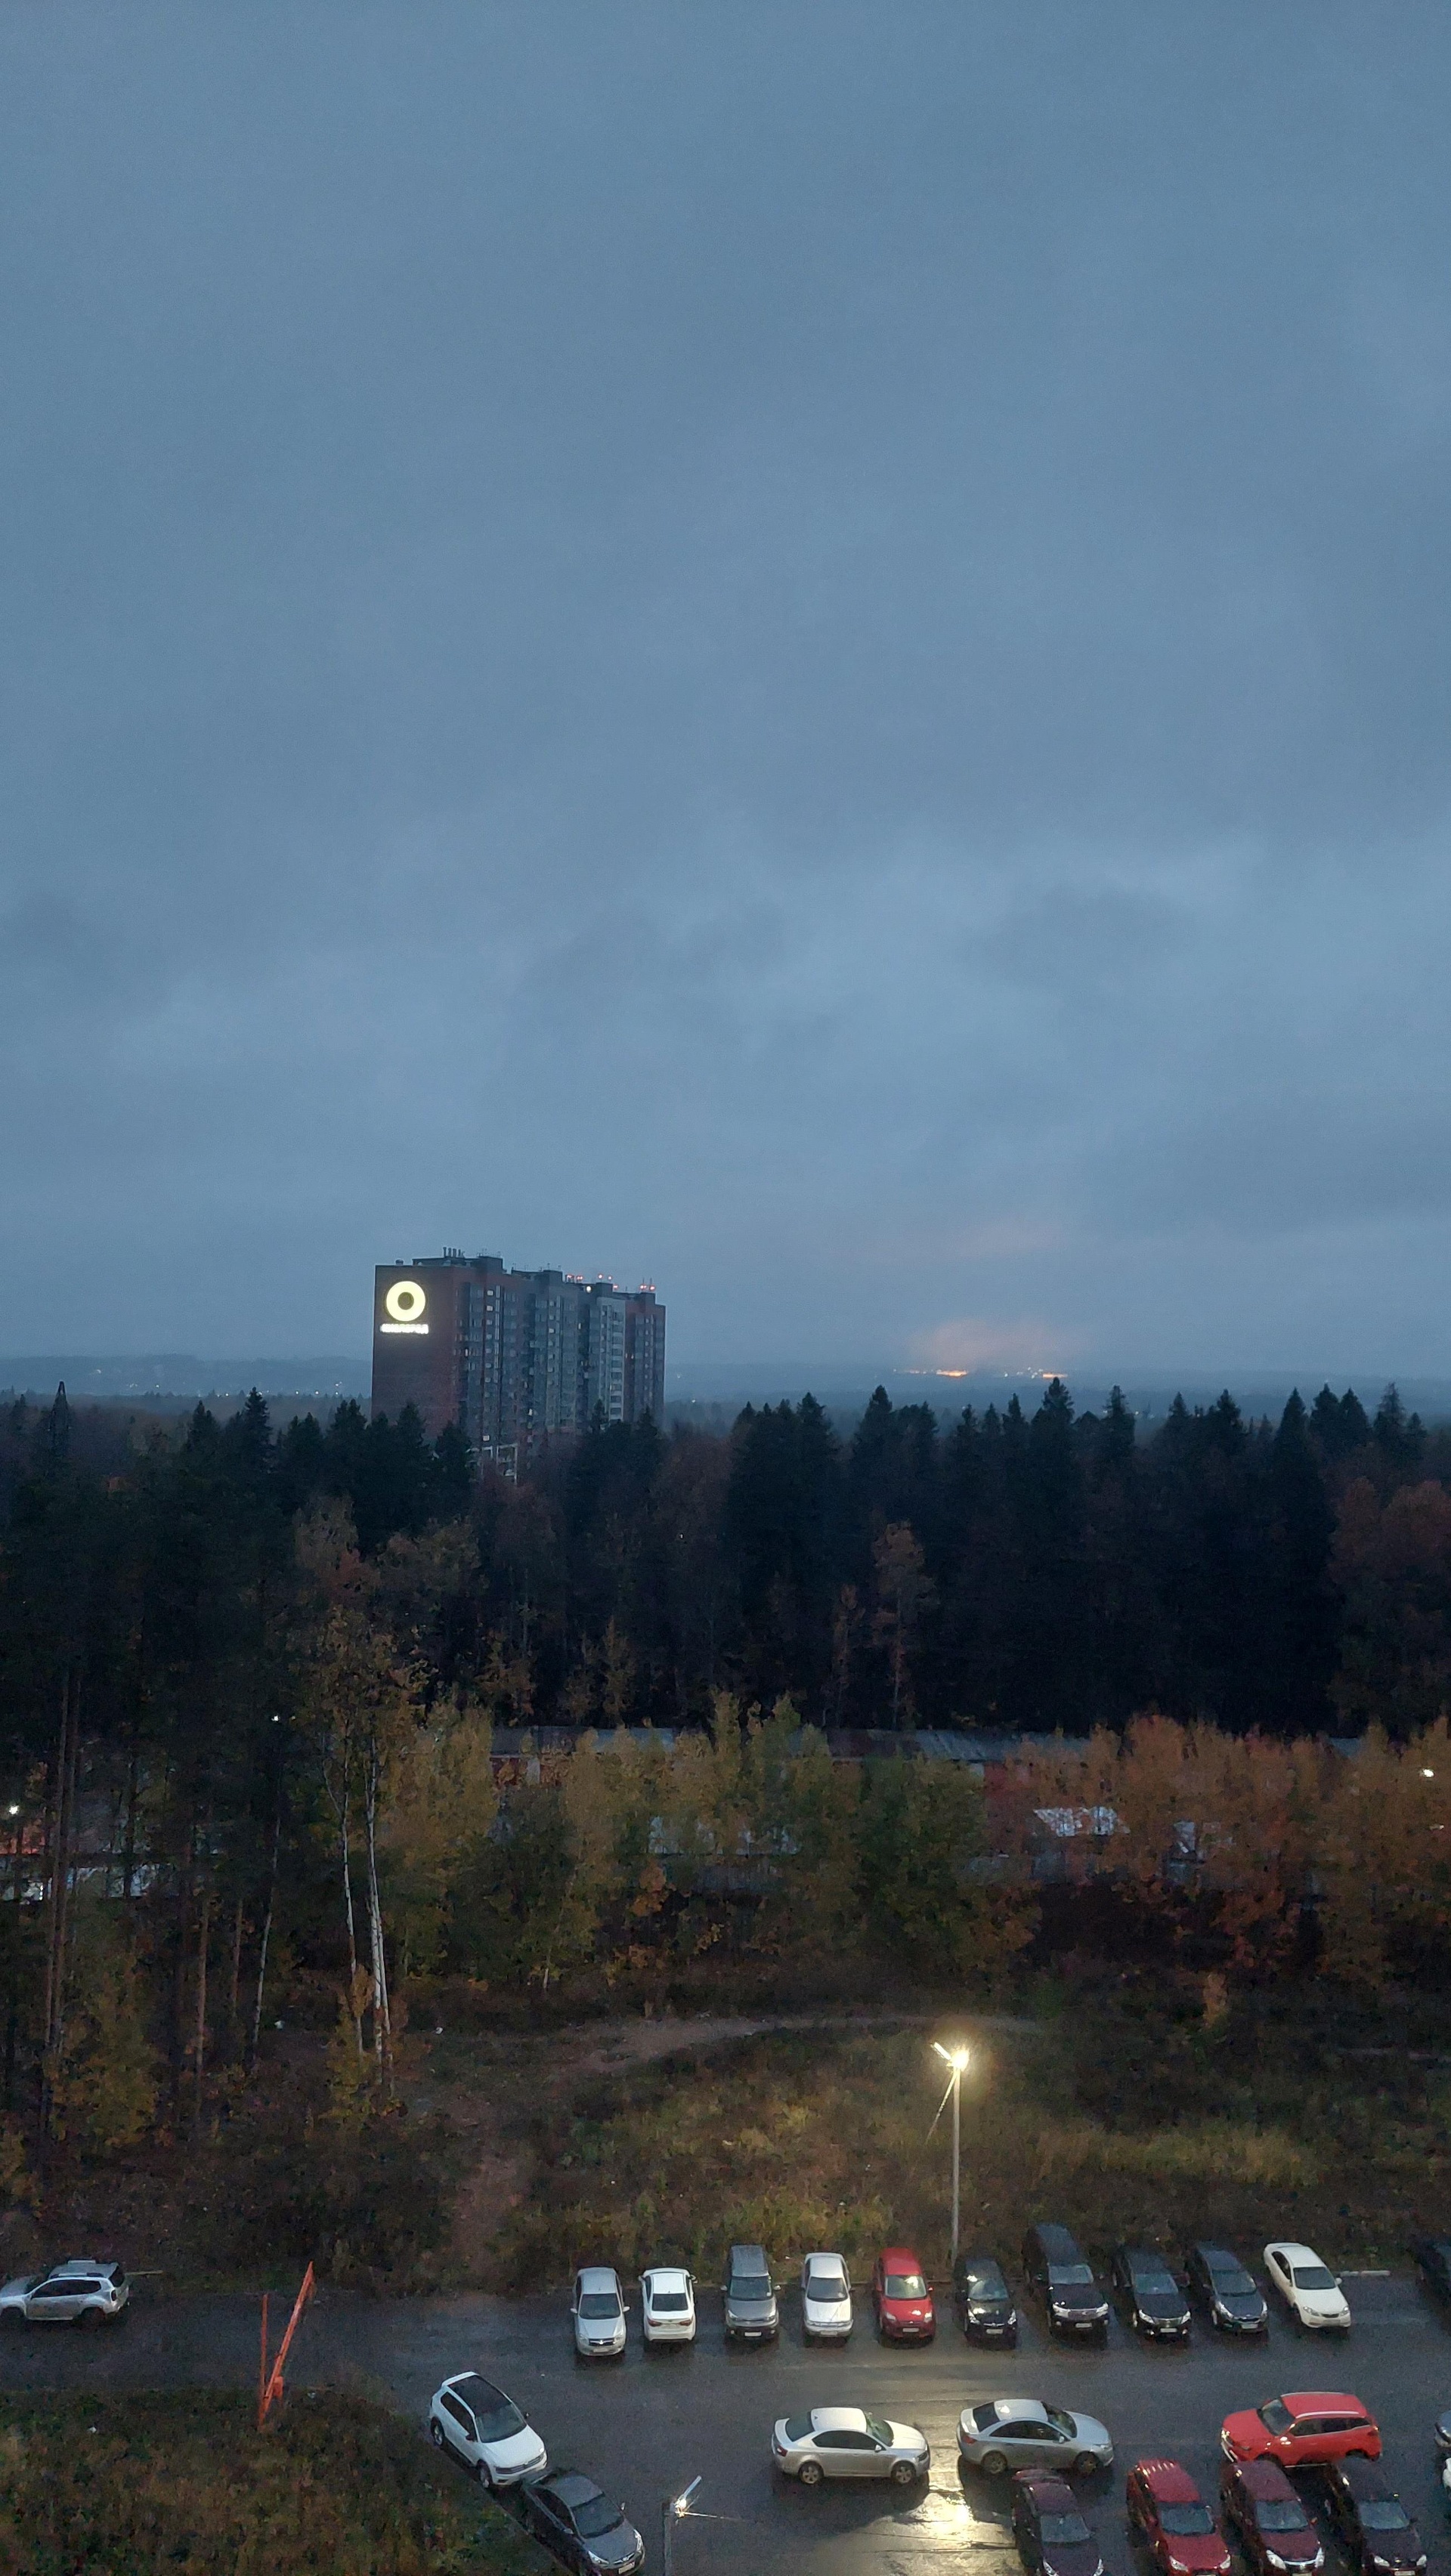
[
  {"xmin": 2, "ymin": 1371, "xmax": 1449, "ymax": 1767},
  {"xmin": 2, "ymin": 1374, "xmax": 1451, "ymax": 2204}
]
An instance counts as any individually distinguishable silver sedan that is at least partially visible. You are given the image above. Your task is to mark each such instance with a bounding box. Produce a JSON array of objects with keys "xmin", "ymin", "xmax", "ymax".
[
  {"xmin": 958, "ymin": 2398, "xmax": 1113, "ymax": 2477},
  {"xmin": 773, "ymin": 2405, "xmax": 930, "ymax": 2488}
]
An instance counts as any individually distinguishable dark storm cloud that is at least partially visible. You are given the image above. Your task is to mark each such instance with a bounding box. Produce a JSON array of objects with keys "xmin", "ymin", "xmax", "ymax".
[{"xmin": 2, "ymin": 3, "xmax": 1449, "ymax": 1368}]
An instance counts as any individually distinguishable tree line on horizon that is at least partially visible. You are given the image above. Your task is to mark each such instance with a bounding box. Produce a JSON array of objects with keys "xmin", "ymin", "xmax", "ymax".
[
  {"xmin": 1, "ymin": 1373, "xmax": 1450, "ymax": 2179},
  {"xmin": 3, "ymin": 1368, "xmax": 1448, "ymax": 1749}
]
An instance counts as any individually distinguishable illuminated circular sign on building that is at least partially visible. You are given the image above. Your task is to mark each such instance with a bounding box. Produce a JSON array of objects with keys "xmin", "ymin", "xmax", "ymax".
[{"xmin": 382, "ymin": 1279, "xmax": 428, "ymax": 1333}]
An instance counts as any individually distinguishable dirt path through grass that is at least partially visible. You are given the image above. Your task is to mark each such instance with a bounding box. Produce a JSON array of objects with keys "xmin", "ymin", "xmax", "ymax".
[{"xmin": 425, "ymin": 2007, "xmax": 1039, "ymax": 2276}]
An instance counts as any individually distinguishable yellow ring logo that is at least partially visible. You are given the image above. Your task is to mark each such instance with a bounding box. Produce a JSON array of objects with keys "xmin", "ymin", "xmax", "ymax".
[{"xmin": 385, "ymin": 1279, "xmax": 427, "ymax": 1323}]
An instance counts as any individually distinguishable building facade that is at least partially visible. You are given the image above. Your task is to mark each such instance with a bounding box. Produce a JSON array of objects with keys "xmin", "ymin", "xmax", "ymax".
[{"xmin": 370, "ymin": 1251, "xmax": 666, "ymax": 1458}]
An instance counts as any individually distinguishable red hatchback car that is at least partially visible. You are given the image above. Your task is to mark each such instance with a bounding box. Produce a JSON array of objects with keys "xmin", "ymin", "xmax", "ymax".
[
  {"xmin": 1127, "ymin": 2460, "xmax": 1232, "ymax": 2576},
  {"xmin": 872, "ymin": 2247, "xmax": 936, "ymax": 2343},
  {"xmin": 1221, "ymin": 2395, "xmax": 1381, "ymax": 2471}
]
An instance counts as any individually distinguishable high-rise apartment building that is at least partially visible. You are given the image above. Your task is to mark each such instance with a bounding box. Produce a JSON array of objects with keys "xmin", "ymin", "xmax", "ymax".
[{"xmin": 370, "ymin": 1251, "xmax": 666, "ymax": 1459}]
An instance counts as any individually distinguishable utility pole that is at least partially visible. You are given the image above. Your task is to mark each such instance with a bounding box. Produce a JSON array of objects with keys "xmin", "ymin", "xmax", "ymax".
[
  {"xmin": 932, "ymin": 2042, "xmax": 970, "ymax": 2269},
  {"xmin": 661, "ymin": 2477, "xmax": 701, "ymax": 2576}
]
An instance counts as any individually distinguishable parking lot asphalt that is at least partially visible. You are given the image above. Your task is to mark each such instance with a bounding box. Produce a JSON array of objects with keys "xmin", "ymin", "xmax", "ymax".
[{"xmin": 2, "ymin": 2271, "xmax": 1449, "ymax": 2576}]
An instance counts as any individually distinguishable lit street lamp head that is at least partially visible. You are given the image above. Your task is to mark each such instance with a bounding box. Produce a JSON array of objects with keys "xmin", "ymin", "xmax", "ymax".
[{"xmin": 933, "ymin": 2041, "xmax": 970, "ymax": 2072}]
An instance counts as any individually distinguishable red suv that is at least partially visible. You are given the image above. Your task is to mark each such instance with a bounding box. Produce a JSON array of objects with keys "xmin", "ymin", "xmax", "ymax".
[
  {"xmin": 1221, "ymin": 2395, "xmax": 1380, "ymax": 2470},
  {"xmin": 872, "ymin": 2247, "xmax": 936, "ymax": 2343},
  {"xmin": 1127, "ymin": 2460, "xmax": 1231, "ymax": 2576}
]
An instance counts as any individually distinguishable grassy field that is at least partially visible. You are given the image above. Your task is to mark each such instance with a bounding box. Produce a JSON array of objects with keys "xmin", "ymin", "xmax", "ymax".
[
  {"xmin": 0, "ymin": 2389, "xmax": 552, "ymax": 2576},
  {"xmin": 488, "ymin": 1979, "xmax": 1451, "ymax": 2290},
  {"xmin": 23, "ymin": 1970, "xmax": 1451, "ymax": 2301}
]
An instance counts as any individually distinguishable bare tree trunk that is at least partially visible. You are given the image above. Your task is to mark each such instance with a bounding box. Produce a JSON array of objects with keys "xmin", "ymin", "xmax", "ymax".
[
  {"xmin": 192, "ymin": 1891, "xmax": 212, "ymax": 2138},
  {"xmin": 362, "ymin": 1741, "xmax": 391, "ymax": 2086},
  {"xmin": 321, "ymin": 1747, "xmax": 363, "ymax": 2054},
  {"xmin": 40, "ymin": 1669, "xmax": 79, "ymax": 2138},
  {"xmin": 121, "ymin": 1733, "xmax": 140, "ymax": 1910},
  {"xmin": 248, "ymin": 1810, "xmax": 282, "ymax": 2069},
  {"xmin": 339, "ymin": 1792, "xmax": 363, "ymax": 2053},
  {"xmin": 228, "ymin": 1894, "xmax": 245, "ymax": 2044}
]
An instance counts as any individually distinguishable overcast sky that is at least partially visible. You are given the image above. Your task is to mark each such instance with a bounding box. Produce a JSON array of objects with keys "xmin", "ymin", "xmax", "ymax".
[{"xmin": 3, "ymin": 5, "xmax": 1450, "ymax": 1376}]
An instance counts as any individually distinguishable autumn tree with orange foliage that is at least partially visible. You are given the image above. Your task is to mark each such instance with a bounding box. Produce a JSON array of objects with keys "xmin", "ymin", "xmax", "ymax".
[{"xmin": 1001, "ymin": 1715, "xmax": 1329, "ymax": 1975}]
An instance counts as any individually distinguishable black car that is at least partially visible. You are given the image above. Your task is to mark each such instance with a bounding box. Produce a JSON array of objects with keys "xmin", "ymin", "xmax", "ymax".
[
  {"xmin": 1109, "ymin": 2244, "xmax": 1190, "ymax": 2341},
  {"xmin": 1220, "ymin": 2457, "xmax": 1324, "ymax": 2576},
  {"xmin": 1410, "ymin": 2235, "xmax": 1451, "ymax": 2305},
  {"xmin": 954, "ymin": 2250, "xmax": 1019, "ymax": 2344},
  {"xmin": 521, "ymin": 2472, "xmax": 645, "ymax": 2575},
  {"xmin": 1012, "ymin": 2472, "xmax": 1106, "ymax": 2576},
  {"xmin": 1321, "ymin": 2459, "xmax": 1427, "ymax": 2576},
  {"xmin": 1183, "ymin": 2242, "xmax": 1269, "ymax": 2336},
  {"xmin": 1021, "ymin": 2224, "xmax": 1110, "ymax": 2342}
]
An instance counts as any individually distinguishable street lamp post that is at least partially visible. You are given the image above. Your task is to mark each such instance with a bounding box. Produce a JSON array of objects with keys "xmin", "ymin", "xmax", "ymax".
[
  {"xmin": 933, "ymin": 2042, "xmax": 970, "ymax": 2268},
  {"xmin": 661, "ymin": 2477, "xmax": 701, "ymax": 2576}
]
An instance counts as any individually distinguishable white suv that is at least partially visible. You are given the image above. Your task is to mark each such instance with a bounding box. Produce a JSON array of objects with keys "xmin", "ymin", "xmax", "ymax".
[
  {"xmin": 428, "ymin": 2371, "xmax": 547, "ymax": 2488},
  {"xmin": 640, "ymin": 2267, "xmax": 695, "ymax": 2344},
  {"xmin": 571, "ymin": 2264, "xmax": 628, "ymax": 2358},
  {"xmin": 0, "ymin": 2259, "xmax": 129, "ymax": 2328}
]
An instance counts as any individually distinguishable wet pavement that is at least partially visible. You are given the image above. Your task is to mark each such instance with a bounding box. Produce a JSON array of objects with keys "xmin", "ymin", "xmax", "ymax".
[{"xmin": 2, "ymin": 2268, "xmax": 1449, "ymax": 2576}]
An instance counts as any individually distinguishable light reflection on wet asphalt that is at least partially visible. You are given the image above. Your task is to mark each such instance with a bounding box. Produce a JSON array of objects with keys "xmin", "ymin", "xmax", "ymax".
[{"xmin": 1, "ymin": 2271, "xmax": 1447, "ymax": 2574}]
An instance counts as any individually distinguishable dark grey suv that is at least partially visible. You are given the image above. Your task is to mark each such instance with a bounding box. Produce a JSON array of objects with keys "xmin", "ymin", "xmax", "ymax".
[
  {"xmin": 722, "ymin": 2242, "xmax": 779, "ymax": 2343},
  {"xmin": 1021, "ymin": 2225, "xmax": 1109, "ymax": 2341}
]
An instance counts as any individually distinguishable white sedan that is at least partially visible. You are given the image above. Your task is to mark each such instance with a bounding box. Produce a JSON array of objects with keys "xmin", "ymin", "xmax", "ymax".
[
  {"xmin": 428, "ymin": 2372, "xmax": 548, "ymax": 2488},
  {"xmin": 801, "ymin": 2250, "xmax": 853, "ymax": 2342},
  {"xmin": 640, "ymin": 2266, "xmax": 696, "ymax": 2344},
  {"xmin": 772, "ymin": 2404, "xmax": 929, "ymax": 2488},
  {"xmin": 1263, "ymin": 2240, "xmax": 1351, "ymax": 2331}
]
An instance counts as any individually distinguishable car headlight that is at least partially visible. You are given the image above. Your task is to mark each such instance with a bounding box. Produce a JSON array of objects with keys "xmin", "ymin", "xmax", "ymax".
[{"xmin": 1265, "ymin": 2553, "xmax": 1288, "ymax": 2568}]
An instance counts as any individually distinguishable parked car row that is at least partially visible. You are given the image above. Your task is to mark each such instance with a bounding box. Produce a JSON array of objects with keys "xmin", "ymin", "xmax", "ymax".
[
  {"xmin": 775, "ymin": 2375, "xmax": 1438, "ymax": 2576},
  {"xmin": 777, "ymin": 2392, "xmax": 1434, "ymax": 2576},
  {"xmin": 428, "ymin": 2336, "xmax": 1446, "ymax": 2574},
  {"xmin": 565, "ymin": 2225, "xmax": 1360, "ymax": 2364}
]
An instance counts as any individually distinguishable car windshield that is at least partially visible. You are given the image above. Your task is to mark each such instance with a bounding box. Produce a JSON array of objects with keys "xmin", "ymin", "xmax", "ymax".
[
  {"xmin": 1050, "ymin": 2264, "xmax": 1095, "ymax": 2286},
  {"xmin": 1260, "ymin": 2402, "xmax": 1294, "ymax": 2433},
  {"xmin": 1047, "ymin": 2410, "xmax": 1078, "ymax": 2436},
  {"xmin": 651, "ymin": 2291, "xmax": 688, "ymax": 2312},
  {"xmin": 452, "ymin": 2379, "xmax": 525, "ymax": 2441},
  {"xmin": 1041, "ymin": 2514, "xmax": 1092, "ymax": 2544},
  {"xmin": 1358, "ymin": 2504, "xmax": 1410, "ymax": 2534},
  {"xmin": 1257, "ymin": 2503, "xmax": 1310, "ymax": 2533},
  {"xmin": 865, "ymin": 2417, "xmax": 893, "ymax": 2447},
  {"xmin": 783, "ymin": 2415, "xmax": 813, "ymax": 2443},
  {"xmin": 965, "ymin": 2264, "xmax": 1007, "ymax": 2298},
  {"xmin": 1161, "ymin": 2506, "xmax": 1215, "ymax": 2537},
  {"xmin": 579, "ymin": 2292, "xmax": 620, "ymax": 2318},
  {"xmin": 1134, "ymin": 2269, "xmax": 1180, "ymax": 2296},
  {"xmin": 1290, "ymin": 2263, "xmax": 1335, "ymax": 2290},
  {"xmin": 885, "ymin": 2272, "xmax": 926, "ymax": 2296},
  {"xmin": 809, "ymin": 2266, "xmax": 847, "ymax": 2296},
  {"xmin": 732, "ymin": 2274, "xmax": 771, "ymax": 2300},
  {"xmin": 573, "ymin": 2496, "xmax": 624, "ymax": 2540},
  {"xmin": 974, "ymin": 2403, "xmax": 1007, "ymax": 2431},
  {"xmin": 1210, "ymin": 2262, "xmax": 1256, "ymax": 2294}
]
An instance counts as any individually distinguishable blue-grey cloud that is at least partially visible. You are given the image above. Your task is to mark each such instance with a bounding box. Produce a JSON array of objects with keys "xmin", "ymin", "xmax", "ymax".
[{"xmin": 2, "ymin": 3, "xmax": 1450, "ymax": 1372}]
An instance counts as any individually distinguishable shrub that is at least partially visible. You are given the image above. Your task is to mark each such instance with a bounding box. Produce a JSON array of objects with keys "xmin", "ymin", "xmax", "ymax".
[{"xmin": 0, "ymin": 2389, "xmax": 548, "ymax": 2576}]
